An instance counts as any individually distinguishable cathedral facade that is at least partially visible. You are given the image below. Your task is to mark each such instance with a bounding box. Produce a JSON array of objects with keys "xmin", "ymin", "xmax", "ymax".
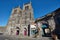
[{"xmin": 6, "ymin": 2, "xmax": 34, "ymax": 37}]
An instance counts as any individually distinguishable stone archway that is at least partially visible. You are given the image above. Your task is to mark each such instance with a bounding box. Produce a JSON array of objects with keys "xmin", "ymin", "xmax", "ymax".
[
  {"xmin": 41, "ymin": 22, "xmax": 51, "ymax": 37},
  {"xmin": 24, "ymin": 28, "xmax": 27, "ymax": 36},
  {"xmin": 16, "ymin": 30, "xmax": 19, "ymax": 35},
  {"xmin": 16, "ymin": 27, "xmax": 20, "ymax": 35}
]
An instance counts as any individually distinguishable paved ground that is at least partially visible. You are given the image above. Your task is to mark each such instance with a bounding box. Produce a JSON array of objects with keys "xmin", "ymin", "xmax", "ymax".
[{"xmin": 0, "ymin": 35, "xmax": 53, "ymax": 40}]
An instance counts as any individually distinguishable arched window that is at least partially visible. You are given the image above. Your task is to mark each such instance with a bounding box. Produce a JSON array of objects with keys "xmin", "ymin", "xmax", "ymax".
[
  {"xmin": 16, "ymin": 27, "xmax": 20, "ymax": 29},
  {"xmin": 25, "ymin": 6, "xmax": 29, "ymax": 10}
]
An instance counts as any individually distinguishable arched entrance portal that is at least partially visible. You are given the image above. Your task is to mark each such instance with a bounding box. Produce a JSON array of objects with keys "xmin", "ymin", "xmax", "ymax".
[
  {"xmin": 16, "ymin": 27, "xmax": 20, "ymax": 35},
  {"xmin": 41, "ymin": 23, "xmax": 51, "ymax": 37},
  {"xmin": 24, "ymin": 28, "xmax": 27, "ymax": 36}
]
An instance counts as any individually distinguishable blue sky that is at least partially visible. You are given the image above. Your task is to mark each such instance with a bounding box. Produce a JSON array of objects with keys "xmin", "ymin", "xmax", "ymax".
[{"xmin": 0, "ymin": 0, "xmax": 60, "ymax": 26}]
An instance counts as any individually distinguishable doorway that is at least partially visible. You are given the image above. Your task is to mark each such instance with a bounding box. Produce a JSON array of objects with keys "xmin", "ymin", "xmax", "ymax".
[
  {"xmin": 24, "ymin": 28, "xmax": 27, "ymax": 36},
  {"xmin": 16, "ymin": 30, "xmax": 19, "ymax": 35},
  {"xmin": 16, "ymin": 27, "xmax": 20, "ymax": 35}
]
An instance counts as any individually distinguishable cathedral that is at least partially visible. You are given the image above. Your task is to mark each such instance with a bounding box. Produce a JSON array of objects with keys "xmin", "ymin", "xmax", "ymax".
[{"xmin": 6, "ymin": 2, "xmax": 34, "ymax": 37}]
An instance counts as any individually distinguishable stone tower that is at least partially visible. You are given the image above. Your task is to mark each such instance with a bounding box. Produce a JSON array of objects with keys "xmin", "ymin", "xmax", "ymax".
[
  {"xmin": 21, "ymin": 2, "xmax": 34, "ymax": 37},
  {"xmin": 22, "ymin": 2, "xmax": 34, "ymax": 28},
  {"xmin": 6, "ymin": 6, "xmax": 22, "ymax": 35}
]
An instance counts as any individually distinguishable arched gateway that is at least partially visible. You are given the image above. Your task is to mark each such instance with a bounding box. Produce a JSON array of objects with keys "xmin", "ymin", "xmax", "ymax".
[{"xmin": 16, "ymin": 27, "xmax": 20, "ymax": 35}]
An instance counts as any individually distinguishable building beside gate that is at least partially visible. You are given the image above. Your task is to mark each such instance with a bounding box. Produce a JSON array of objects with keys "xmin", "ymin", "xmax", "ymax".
[
  {"xmin": 6, "ymin": 2, "xmax": 34, "ymax": 37},
  {"xmin": 35, "ymin": 8, "xmax": 60, "ymax": 37}
]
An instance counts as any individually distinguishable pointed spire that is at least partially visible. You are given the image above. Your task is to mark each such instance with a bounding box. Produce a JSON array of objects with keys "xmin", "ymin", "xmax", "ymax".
[
  {"xmin": 17, "ymin": 5, "xmax": 21, "ymax": 10},
  {"xmin": 30, "ymin": 0, "xmax": 32, "ymax": 4},
  {"xmin": 23, "ymin": 2, "xmax": 24, "ymax": 7},
  {"xmin": 23, "ymin": 2, "xmax": 24, "ymax": 10},
  {"xmin": 18, "ymin": 5, "xmax": 20, "ymax": 8}
]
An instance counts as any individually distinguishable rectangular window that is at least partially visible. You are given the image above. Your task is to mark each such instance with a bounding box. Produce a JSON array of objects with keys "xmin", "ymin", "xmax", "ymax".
[{"xmin": 30, "ymin": 13, "xmax": 31, "ymax": 20}]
